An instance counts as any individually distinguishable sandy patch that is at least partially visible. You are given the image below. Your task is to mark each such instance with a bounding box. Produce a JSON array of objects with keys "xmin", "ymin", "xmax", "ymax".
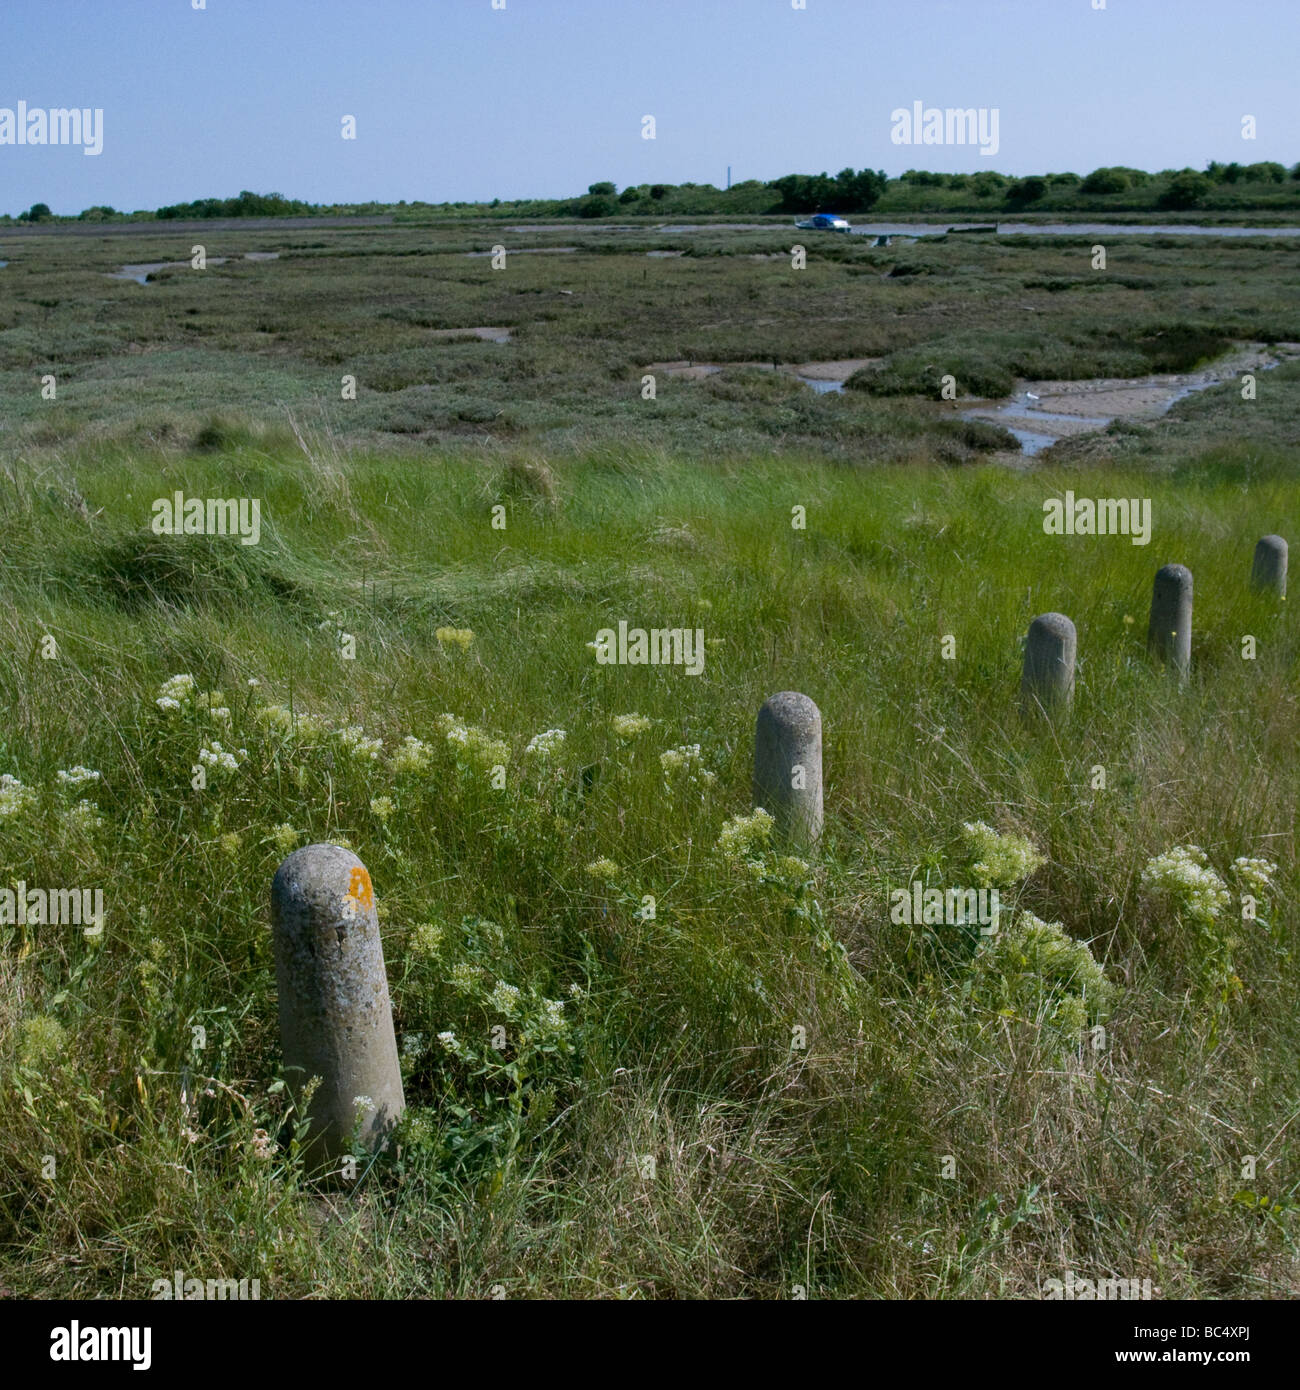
[
  {"xmin": 108, "ymin": 260, "xmax": 216, "ymax": 282},
  {"xmin": 644, "ymin": 360, "xmax": 724, "ymax": 381},
  {"xmin": 788, "ymin": 358, "xmax": 882, "ymax": 380}
]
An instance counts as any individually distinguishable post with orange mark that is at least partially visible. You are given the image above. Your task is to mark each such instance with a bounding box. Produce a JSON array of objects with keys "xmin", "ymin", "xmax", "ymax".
[{"xmin": 271, "ymin": 844, "xmax": 405, "ymax": 1172}]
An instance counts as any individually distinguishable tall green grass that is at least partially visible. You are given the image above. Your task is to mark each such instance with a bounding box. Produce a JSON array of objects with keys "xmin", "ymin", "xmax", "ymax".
[{"xmin": 1, "ymin": 440, "xmax": 1296, "ymax": 1297}]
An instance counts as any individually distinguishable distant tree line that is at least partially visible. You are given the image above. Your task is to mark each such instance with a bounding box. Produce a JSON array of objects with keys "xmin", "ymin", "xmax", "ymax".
[
  {"xmin": 154, "ymin": 190, "xmax": 316, "ymax": 220},
  {"xmin": 7, "ymin": 161, "xmax": 1300, "ymax": 223}
]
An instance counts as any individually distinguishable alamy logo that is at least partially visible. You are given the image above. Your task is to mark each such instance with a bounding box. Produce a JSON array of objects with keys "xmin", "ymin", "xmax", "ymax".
[
  {"xmin": 50, "ymin": 1322, "xmax": 150, "ymax": 1369},
  {"xmin": 151, "ymin": 492, "xmax": 262, "ymax": 545},
  {"xmin": 1042, "ymin": 1271, "xmax": 1154, "ymax": 1300},
  {"xmin": 890, "ymin": 882, "xmax": 1000, "ymax": 933},
  {"xmin": 151, "ymin": 1270, "xmax": 261, "ymax": 1300},
  {"xmin": 0, "ymin": 882, "xmax": 104, "ymax": 936},
  {"xmin": 1, "ymin": 101, "xmax": 103, "ymax": 156},
  {"xmin": 1043, "ymin": 491, "xmax": 1151, "ymax": 545},
  {"xmin": 890, "ymin": 100, "xmax": 999, "ymax": 157},
  {"xmin": 591, "ymin": 621, "xmax": 706, "ymax": 676}
]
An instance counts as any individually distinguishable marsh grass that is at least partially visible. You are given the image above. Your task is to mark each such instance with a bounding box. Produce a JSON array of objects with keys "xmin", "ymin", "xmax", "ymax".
[{"xmin": 2, "ymin": 224, "xmax": 1298, "ymax": 460}]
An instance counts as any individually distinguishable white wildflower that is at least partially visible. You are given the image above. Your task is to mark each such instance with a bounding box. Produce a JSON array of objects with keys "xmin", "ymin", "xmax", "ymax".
[
  {"xmin": 962, "ymin": 821, "xmax": 1046, "ymax": 888},
  {"xmin": 525, "ymin": 728, "xmax": 567, "ymax": 758},
  {"xmin": 717, "ymin": 807, "xmax": 774, "ymax": 863},
  {"xmin": 155, "ymin": 673, "xmax": 197, "ymax": 713},
  {"xmin": 64, "ymin": 799, "xmax": 104, "ymax": 833},
  {"xmin": 1140, "ymin": 844, "xmax": 1232, "ymax": 926},
  {"xmin": 438, "ymin": 715, "xmax": 509, "ymax": 773},
  {"xmin": 448, "ymin": 962, "xmax": 480, "ymax": 992},
  {"xmin": 198, "ymin": 742, "xmax": 243, "ymax": 774},
  {"xmin": 0, "ymin": 774, "xmax": 37, "ymax": 817},
  {"xmin": 660, "ymin": 743, "xmax": 716, "ymax": 786},
  {"xmin": 488, "ymin": 980, "xmax": 522, "ymax": 1017},
  {"xmin": 56, "ymin": 766, "xmax": 101, "ymax": 788},
  {"xmin": 335, "ymin": 725, "xmax": 383, "ymax": 760},
  {"xmin": 1231, "ymin": 856, "xmax": 1277, "ymax": 898},
  {"xmin": 390, "ymin": 735, "xmax": 432, "ymax": 774}
]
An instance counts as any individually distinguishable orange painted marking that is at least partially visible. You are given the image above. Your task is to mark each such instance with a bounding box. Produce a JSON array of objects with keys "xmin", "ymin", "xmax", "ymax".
[{"xmin": 345, "ymin": 866, "xmax": 374, "ymax": 912}]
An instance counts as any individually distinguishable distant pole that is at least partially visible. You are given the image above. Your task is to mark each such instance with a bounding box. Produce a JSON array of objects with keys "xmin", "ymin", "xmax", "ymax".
[{"xmin": 727, "ymin": 165, "xmax": 732, "ymax": 190}]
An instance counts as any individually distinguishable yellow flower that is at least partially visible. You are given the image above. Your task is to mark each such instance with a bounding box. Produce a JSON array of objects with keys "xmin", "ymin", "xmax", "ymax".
[
  {"xmin": 435, "ymin": 627, "xmax": 475, "ymax": 652},
  {"xmin": 611, "ymin": 714, "xmax": 651, "ymax": 739},
  {"xmin": 271, "ymin": 823, "xmax": 300, "ymax": 855}
]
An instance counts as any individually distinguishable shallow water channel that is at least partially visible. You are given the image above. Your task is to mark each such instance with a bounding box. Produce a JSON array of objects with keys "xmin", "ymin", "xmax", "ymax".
[{"xmin": 107, "ymin": 252, "xmax": 280, "ymax": 284}]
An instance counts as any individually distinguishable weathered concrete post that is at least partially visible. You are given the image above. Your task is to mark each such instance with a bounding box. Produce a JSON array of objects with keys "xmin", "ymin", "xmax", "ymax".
[
  {"xmin": 1020, "ymin": 612, "xmax": 1076, "ymax": 716},
  {"xmin": 1251, "ymin": 535, "xmax": 1287, "ymax": 599},
  {"xmin": 271, "ymin": 844, "xmax": 405, "ymax": 1170},
  {"xmin": 1147, "ymin": 563, "xmax": 1193, "ymax": 680},
  {"xmin": 753, "ymin": 692, "xmax": 823, "ymax": 851}
]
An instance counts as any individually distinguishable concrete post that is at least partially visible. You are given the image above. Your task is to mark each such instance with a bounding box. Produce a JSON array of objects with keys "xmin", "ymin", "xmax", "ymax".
[
  {"xmin": 1020, "ymin": 612, "xmax": 1076, "ymax": 715},
  {"xmin": 753, "ymin": 692, "xmax": 823, "ymax": 851},
  {"xmin": 1251, "ymin": 535, "xmax": 1287, "ymax": 599},
  {"xmin": 271, "ymin": 844, "xmax": 404, "ymax": 1171},
  {"xmin": 1147, "ymin": 563, "xmax": 1192, "ymax": 681}
]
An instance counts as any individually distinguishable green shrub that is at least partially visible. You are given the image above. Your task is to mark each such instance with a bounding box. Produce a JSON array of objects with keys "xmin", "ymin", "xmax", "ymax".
[
  {"xmin": 1080, "ymin": 167, "xmax": 1130, "ymax": 195},
  {"xmin": 1005, "ymin": 177, "xmax": 1048, "ymax": 206},
  {"xmin": 1159, "ymin": 170, "xmax": 1213, "ymax": 210}
]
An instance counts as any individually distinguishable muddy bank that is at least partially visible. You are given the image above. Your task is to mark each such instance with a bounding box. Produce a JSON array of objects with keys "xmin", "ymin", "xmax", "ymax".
[{"xmin": 962, "ymin": 342, "xmax": 1300, "ymax": 455}]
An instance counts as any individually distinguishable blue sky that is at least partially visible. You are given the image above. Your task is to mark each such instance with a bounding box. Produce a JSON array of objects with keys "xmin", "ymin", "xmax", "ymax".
[{"xmin": 2, "ymin": 0, "xmax": 1297, "ymax": 214}]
